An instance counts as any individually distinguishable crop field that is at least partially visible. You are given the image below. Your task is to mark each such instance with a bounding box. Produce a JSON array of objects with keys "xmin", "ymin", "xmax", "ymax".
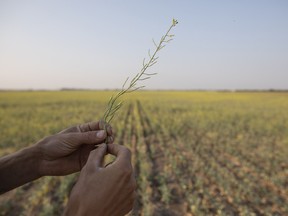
[{"xmin": 0, "ymin": 91, "xmax": 287, "ymax": 216}]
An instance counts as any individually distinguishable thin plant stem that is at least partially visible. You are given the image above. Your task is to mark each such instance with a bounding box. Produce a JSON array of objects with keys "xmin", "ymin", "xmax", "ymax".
[{"xmin": 103, "ymin": 19, "xmax": 178, "ymax": 123}]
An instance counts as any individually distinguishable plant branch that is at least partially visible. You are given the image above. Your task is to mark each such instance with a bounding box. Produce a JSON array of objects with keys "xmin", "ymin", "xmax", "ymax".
[{"xmin": 103, "ymin": 18, "xmax": 178, "ymax": 123}]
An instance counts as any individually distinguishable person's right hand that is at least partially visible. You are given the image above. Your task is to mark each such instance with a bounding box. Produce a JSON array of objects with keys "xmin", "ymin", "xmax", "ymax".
[{"xmin": 64, "ymin": 144, "xmax": 136, "ymax": 216}]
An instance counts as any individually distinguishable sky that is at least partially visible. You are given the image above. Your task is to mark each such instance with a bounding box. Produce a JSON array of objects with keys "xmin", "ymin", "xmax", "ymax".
[{"xmin": 0, "ymin": 0, "xmax": 288, "ymax": 90}]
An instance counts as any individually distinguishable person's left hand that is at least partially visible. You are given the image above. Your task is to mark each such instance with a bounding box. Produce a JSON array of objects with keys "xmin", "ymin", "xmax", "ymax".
[{"xmin": 35, "ymin": 121, "xmax": 114, "ymax": 176}]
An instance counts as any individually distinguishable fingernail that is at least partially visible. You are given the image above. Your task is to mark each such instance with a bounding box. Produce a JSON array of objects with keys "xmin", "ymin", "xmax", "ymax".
[{"xmin": 96, "ymin": 130, "xmax": 106, "ymax": 138}]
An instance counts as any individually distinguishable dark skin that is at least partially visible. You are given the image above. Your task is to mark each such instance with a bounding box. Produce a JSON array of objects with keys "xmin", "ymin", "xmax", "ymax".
[
  {"xmin": 64, "ymin": 144, "xmax": 136, "ymax": 216},
  {"xmin": 0, "ymin": 121, "xmax": 136, "ymax": 216},
  {"xmin": 36, "ymin": 121, "xmax": 114, "ymax": 176}
]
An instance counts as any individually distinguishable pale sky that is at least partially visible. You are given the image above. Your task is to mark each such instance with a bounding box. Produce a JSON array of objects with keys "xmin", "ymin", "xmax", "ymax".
[{"xmin": 1, "ymin": 0, "xmax": 288, "ymax": 90}]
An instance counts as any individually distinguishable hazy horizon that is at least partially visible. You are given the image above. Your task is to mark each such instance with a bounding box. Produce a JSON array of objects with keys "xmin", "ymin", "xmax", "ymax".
[
  {"xmin": 1, "ymin": 87, "xmax": 288, "ymax": 92},
  {"xmin": 1, "ymin": 1, "xmax": 288, "ymax": 90}
]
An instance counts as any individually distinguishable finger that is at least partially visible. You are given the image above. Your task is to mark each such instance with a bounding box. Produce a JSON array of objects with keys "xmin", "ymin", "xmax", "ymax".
[
  {"xmin": 61, "ymin": 122, "xmax": 101, "ymax": 134},
  {"xmin": 106, "ymin": 135, "xmax": 114, "ymax": 144},
  {"xmin": 79, "ymin": 144, "xmax": 96, "ymax": 169},
  {"xmin": 58, "ymin": 122, "xmax": 99, "ymax": 134},
  {"xmin": 77, "ymin": 121, "xmax": 102, "ymax": 132},
  {"xmin": 107, "ymin": 125, "xmax": 113, "ymax": 136},
  {"xmin": 62, "ymin": 130, "xmax": 107, "ymax": 147},
  {"xmin": 99, "ymin": 120, "xmax": 113, "ymax": 136},
  {"xmin": 60, "ymin": 121, "xmax": 113, "ymax": 136},
  {"xmin": 106, "ymin": 144, "xmax": 132, "ymax": 166},
  {"xmin": 86, "ymin": 144, "xmax": 107, "ymax": 168}
]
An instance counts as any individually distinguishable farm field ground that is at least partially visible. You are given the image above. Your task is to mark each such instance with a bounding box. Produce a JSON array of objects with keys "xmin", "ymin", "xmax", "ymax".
[{"xmin": 0, "ymin": 91, "xmax": 287, "ymax": 216}]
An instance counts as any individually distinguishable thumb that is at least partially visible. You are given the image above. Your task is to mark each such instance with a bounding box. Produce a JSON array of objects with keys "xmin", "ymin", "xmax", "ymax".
[
  {"xmin": 86, "ymin": 144, "xmax": 107, "ymax": 168},
  {"xmin": 61, "ymin": 130, "xmax": 107, "ymax": 149}
]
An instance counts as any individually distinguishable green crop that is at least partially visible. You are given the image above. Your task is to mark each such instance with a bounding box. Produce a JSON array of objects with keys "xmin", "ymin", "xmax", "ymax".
[{"xmin": 102, "ymin": 19, "xmax": 178, "ymax": 123}]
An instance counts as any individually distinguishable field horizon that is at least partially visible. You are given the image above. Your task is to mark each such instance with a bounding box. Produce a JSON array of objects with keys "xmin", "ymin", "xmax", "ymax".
[{"xmin": 1, "ymin": 88, "xmax": 288, "ymax": 93}]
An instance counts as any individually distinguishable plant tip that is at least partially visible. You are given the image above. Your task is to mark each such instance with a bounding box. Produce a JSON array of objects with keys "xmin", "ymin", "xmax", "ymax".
[{"xmin": 172, "ymin": 18, "xmax": 178, "ymax": 26}]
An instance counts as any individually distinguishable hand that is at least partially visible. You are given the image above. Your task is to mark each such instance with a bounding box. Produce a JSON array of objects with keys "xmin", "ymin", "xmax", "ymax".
[
  {"xmin": 64, "ymin": 144, "xmax": 136, "ymax": 216},
  {"xmin": 35, "ymin": 121, "xmax": 114, "ymax": 176}
]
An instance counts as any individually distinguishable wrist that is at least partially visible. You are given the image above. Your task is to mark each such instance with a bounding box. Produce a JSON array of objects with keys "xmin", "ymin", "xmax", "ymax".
[
  {"xmin": 32, "ymin": 136, "xmax": 52, "ymax": 177},
  {"xmin": 0, "ymin": 144, "xmax": 42, "ymax": 194},
  {"xmin": 22, "ymin": 145, "xmax": 43, "ymax": 178}
]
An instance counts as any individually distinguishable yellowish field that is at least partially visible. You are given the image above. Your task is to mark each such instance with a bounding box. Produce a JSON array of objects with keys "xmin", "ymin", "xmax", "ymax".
[{"xmin": 0, "ymin": 91, "xmax": 287, "ymax": 215}]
